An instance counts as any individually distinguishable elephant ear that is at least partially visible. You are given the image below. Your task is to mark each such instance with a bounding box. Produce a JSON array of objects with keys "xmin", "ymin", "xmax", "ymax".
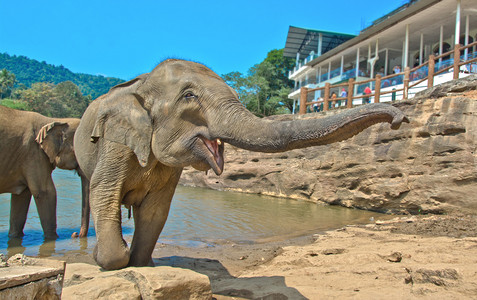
[
  {"xmin": 91, "ymin": 77, "xmax": 152, "ymax": 167},
  {"xmin": 36, "ymin": 122, "xmax": 69, "ymax": 164}
]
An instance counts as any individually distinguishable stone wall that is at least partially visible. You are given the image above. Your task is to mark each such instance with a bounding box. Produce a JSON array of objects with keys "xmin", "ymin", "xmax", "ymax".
[{"xmin": 180, "ymin": 77, "xmax": 477, "ymax": 215}]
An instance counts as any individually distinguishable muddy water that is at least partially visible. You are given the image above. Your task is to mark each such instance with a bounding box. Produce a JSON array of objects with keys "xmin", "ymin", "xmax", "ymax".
[{"xmin": 0, "ymin": 169, "xmax": 387, "ymax": 259}]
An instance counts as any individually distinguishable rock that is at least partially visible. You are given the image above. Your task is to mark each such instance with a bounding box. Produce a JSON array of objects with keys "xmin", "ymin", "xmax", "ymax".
[
  {"xmin": 62, "ymin": 276, "xmax": 140, "ymax": 299},
  {"xmin": 405, "ymin": 268, "xmax": 460, "ymax": 286},
  {"xmin": 62, "ymin": 263, "xmax": 212, "ymax": 300},
  {"xmin": 414, "ymin": 74, "xmax": 477, "ymax": 99},
  {"xmin": 321, "ymin": 248, "xmax": 346, "ymax": 255},
  {"xmin": 180, "ymin": 78, "xmax": 477, "ymax": 215},
  {"xmin": 0, "ymin": 254, "xmax": 7, "ymax": 268},
  {"xmin": 0, "ymin": 254, "xmax": 65, "ymax": 300},
  {"xmin": 381, "ymin": 251, "xmax": 402, "ymax": 262}
]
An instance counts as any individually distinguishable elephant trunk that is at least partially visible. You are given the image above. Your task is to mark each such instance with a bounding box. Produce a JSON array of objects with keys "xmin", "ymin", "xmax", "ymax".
[{"xmin": 210, "ymin": 103, "xmax": 409, "ymax": 153}]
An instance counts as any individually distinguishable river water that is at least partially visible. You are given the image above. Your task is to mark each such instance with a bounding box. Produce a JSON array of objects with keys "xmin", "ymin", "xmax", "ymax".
[{"xmin": 0, "ymin": 169, "xmax": 387, "ymax": 259}]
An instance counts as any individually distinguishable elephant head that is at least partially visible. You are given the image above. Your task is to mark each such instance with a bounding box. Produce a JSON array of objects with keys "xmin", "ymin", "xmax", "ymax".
[
  {"xmin": 90, "ymin": 59, "xmax": 408, "ymax": 175},
  {"xmin": 36, "ymin": 120, "xmax": 80, "ymax": 170}
]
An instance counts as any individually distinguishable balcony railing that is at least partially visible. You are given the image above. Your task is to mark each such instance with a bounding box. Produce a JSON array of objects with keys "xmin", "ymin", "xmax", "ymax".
[
  {"xmin": 298, "ymin": 42, "xmax": 477, "ymax": 114},
  {"xmin": 289, "ymin": 52, "xmax": 319, "ymax": 77}
]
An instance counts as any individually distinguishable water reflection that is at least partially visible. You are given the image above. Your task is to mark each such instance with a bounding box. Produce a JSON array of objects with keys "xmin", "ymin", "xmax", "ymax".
[
  {"xmin": 0, "ymin": 169, "xmax": 389, "ymax": 258},
  {"xmin": 7, "ymin": 237, "xmax": 25, "ymax": 257}
]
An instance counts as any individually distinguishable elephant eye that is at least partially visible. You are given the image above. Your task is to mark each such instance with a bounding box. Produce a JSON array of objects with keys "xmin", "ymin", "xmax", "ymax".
[{"xmin": 185, "ymin": 92, "xmax": 196, "ymax": 100}]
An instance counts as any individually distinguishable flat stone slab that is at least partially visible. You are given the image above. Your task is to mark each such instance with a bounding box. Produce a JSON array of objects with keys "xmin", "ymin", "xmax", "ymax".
[
  {"xmin": 0, "ymin": 265, "xmax": 64, "ymax": 290},
  {"xmin": 0, "ymin": 254, "xmax": 65, "ymax": 290},
  {"xmin": 0, "ymin": 254, "xmax": 66, "ymax": 299}
]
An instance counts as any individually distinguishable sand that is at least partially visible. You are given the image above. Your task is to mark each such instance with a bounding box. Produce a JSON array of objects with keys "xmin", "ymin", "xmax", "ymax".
[{"xmin": 57, "ymin": 213, "xmax": 477, "ymax": 299}]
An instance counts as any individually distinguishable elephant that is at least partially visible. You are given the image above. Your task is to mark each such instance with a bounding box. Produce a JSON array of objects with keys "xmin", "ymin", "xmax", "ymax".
[
  {"xmin": 0, "ymin": 105, "xmax": 90, "ymax": 239},
  {"xmin": 74, "ymin": 59, "xmax": 409, "ymax": 270}
]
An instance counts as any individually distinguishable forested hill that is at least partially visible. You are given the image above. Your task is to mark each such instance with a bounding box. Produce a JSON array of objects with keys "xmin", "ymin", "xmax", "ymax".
[{"xmin": 0, "ymin": 52, "xmax": 124, "ymax": 99}]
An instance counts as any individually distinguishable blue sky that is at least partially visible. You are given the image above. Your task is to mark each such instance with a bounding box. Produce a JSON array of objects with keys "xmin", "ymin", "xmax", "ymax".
[{"xmin": 1, "ymin": 0, "xmax": 406, "ymax": 80}]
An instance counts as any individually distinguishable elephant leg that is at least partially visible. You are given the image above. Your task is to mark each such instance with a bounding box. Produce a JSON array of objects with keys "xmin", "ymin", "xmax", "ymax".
[
  {"xmin": 78, "ymin": 171, "xmax": 90, "ymax": 237},
  {"xmin": 9, "ymin": 189, "xmax": 32, "ymax": 238},
  {"xmin": 128, "ymin": 189, "xmax": 174, "ymax": 267},
  {"xmin": 89, "ymin": 183, "xmax": 129, "ymax": 270},
  {"xmin": 32, "ymin": 180, "xmax": 58, "ymax": 239},
  {"xmin": 128, "ymin": 173, "xmax": 181, "ymax": 267}
]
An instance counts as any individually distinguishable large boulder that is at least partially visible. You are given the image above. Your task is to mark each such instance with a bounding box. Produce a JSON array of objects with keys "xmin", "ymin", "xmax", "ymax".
[
  {"xmin": 62, "ymin": 263, "xmax": 212, "ymax": 300},
  {"xmin": 180, "ymin": 84, "xmax": 477, "ymax": 215}
]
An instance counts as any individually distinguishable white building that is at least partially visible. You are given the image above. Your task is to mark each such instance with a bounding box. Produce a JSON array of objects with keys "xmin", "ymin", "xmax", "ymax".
[{"xmin": 284, "ymin": 0, "xmax": 477, "ymax": 112}]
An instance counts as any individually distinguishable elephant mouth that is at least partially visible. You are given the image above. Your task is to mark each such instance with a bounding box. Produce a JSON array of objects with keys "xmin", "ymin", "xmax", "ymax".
[{"xmin": 199, "ymin": 136, "xmax": 224, "ymax": 175}]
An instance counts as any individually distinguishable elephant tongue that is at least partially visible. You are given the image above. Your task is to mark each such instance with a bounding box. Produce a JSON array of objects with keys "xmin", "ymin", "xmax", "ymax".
[{"xmin": 203, "ymin": 138, "xmax": 224, "ymax": 175}]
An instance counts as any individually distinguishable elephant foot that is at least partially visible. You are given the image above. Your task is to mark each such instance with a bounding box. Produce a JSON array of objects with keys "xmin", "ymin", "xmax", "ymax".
[
  {"xmin": 94, "ymin": 244, "xmax": 130, "ymax": 270},
  {"xmin": 78, "ymin": 226, "xmax": 88, "ymax": 238},
  {"xmin": 128, "ymin": 256, "xmax": 155, "ymax": 268},
  {"xmin": 8, "ymin": 231, "xmax": 24, "ymax": 239},
  {"xmin": 44, "ymin": 232, "xmax": 59, "ymax": 240}
]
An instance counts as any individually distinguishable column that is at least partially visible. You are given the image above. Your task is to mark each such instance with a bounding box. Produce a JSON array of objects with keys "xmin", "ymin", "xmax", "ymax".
[
  {"xmin": 296, "ymin": 52, "xmax": 300, "ymax": 66},
  {"xmin": 455, "ymin": 0, "xmax": 461, "ymax": 45},
  {"xmin": 420, "ymin": 33, "xmax": 424, "ymax": 65},
  {"xmin": 328, "ymin": 61, "xmax": 331, "ymax": 80},
  {"xmin": 318, "ymin": 33, "xmax": 323, "ymax": 56},
  {"xmin": 318, "ymin": 66, "xmax": 322, "ymax": 83},
  {"xmin": 425, "ymin": 45, "xmax": 430, "ymax": 59},
  {"xmin": 385, "ymin": 49, "xmax": 389, "ymax": 75},
  {"xmin": 402, "ymin": 41, "xmax": 405, "ymax": 68},
  {"xmin": 340, "ymin": 55, "xmax": 344, "ymax": 77},
  {"xmin": 404, "ymin": 24, "xmax": 409, "ymax": 68},
  {"xmin": 439, "ymin": 25, "xmax": 444, "ymax": 63},
  {"xmin": 373, "ymin": 39, "xmax": 379, "ymax": 77},
  {"xmin": 355, "ymin": 48, "xmax": 360, "ymax": 78},
  {"xmin": 368, "ymin": 44, "xmax": 371, "ymax": 74},
  {"xmin": 464, "ymin": 14, "xmax": 469, "ymax": 60}
]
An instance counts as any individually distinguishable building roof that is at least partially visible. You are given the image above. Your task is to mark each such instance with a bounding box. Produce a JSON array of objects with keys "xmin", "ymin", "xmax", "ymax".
[
  {"xmin": 283, "ymin": 26, "xmax": 356, "ymax": 58},
  {"xmin": 359, "ymin": 0, "xmax": 420, "ymax": 34},
  {"xmin": 307, "ymin": 0, "xmax": 475, "ymax": 68}
]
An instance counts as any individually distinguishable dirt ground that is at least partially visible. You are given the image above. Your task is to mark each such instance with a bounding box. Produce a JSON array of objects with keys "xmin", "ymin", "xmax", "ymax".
[{"xmin": 58, "ymin": 214, "xmax": 477, "ymax": 299}]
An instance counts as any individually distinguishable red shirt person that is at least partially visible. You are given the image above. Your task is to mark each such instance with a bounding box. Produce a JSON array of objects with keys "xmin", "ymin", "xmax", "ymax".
[{"xmin": 363, "ymin": 86, "xmax": 372, "ymax": 104}]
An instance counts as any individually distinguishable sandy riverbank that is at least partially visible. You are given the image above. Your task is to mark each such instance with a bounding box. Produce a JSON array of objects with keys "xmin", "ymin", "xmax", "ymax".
[{"xmin": 56, "ymin": 213, "xmax": 477, "ymax": 299}]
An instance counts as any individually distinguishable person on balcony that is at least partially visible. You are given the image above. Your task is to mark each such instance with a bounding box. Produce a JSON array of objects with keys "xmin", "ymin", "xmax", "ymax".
[
  {"xmin": 312, "ymin": 98, "xmax": 319, "ymax": 112},
  {"xmin": 340, "ymin": 88, "xmax": 347, "ymax": 98},
  {"xmin": 363, "ymin": 86, "xmax": 372, "ymax": 104},
  {"xmin": 330, "ymin": 92, "xmax": 337, "ymax": 109},
  {"xmin": 340, "ymin": 88, "xmax": 347, "ymax": 107}
]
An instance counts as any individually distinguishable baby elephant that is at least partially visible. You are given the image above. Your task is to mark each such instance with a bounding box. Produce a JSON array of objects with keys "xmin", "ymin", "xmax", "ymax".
[{"xmin": 0, "ymin": 105, "xmax": 89, "ymax": 239}]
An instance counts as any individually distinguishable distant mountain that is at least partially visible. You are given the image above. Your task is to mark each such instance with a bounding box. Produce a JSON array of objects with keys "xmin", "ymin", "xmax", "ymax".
[{"xmin": 0, "ymin": 52, "xmax": 124, "ymax": 99}]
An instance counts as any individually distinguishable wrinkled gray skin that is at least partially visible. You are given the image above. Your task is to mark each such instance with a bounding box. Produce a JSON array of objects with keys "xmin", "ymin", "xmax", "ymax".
[
  {"xmin": 0, "ymin": 105, "xmax": 90, "ymax": 239},
  {"xmin": 74, "ymin": 59, "xmax": 409, "ymax": 270}
]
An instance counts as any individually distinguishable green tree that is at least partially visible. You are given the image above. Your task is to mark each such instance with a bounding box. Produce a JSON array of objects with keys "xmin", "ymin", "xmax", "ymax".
[
  {"xmin": 0, "ymin": 68, "xmax": 16, "ymax": 99},
  {"xmin": 53, "ymin": 81, "xmax": 91, "ymax": 117},
  {"xmin": 18, "ymin": 82, "xmax": 56, "ymax": 115},
  {"xmin": 17, "ymin": 81, "xmax": 91, "ymax": 117},
  {"xmin": 222, "ymin": 49, "xmax": 295, "ymax": 116}
]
